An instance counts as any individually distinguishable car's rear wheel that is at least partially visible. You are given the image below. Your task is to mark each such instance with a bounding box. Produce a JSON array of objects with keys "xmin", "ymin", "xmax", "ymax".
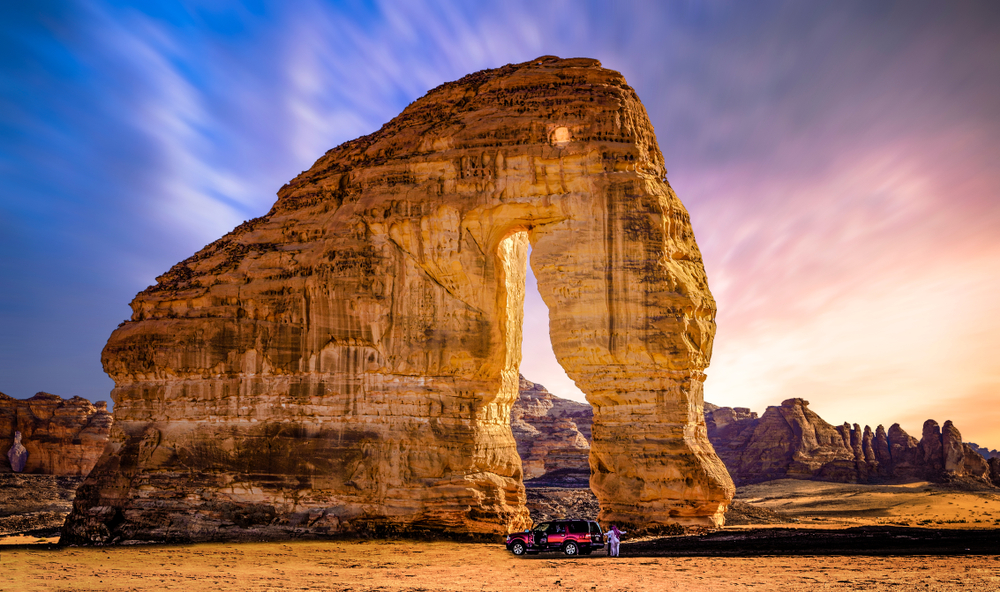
[
  {"xmin": 563, "ymin": 541, "xmax": 579, "ymax": 556},
  {"xmin": 511, "ymin": 541, "xmax": 527, "ymax": 556}
]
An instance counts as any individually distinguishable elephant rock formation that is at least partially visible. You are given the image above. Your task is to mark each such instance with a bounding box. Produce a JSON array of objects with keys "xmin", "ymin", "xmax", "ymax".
[{"xmin": 63, "ymin": 56, "xmax": 730, "ymax": 544}]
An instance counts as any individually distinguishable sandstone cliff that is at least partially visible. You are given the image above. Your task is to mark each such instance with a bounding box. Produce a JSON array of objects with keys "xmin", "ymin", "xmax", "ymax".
[
  {"xmin": 0, "ymin": 392, "xmax": 112, "ymax": 476},
  {"xmin": 63, "ymin": 56, "xmax": 730, "ymax": 544}
]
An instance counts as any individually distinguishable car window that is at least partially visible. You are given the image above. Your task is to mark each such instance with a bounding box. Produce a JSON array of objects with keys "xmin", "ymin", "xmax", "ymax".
[
  {"xmin": 589, "ymin": 521, "xmax": 600, "ymax": 534},
  {"xmin": 532, "ymin": 523, "xmax": 549, "ymax": 533},
  {"xmin": 569, "ymin": 521, "xmax": 588, "ymax": 534},
  {"xmin": 547, "ymin": 523, "xmax": 563, "ymax": 534}
]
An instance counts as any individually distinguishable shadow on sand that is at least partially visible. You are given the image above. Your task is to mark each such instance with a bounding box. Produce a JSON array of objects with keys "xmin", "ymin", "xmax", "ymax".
[{"xmin": 615, "ymin": 526, "xmax": 1000, "ymax": 557}]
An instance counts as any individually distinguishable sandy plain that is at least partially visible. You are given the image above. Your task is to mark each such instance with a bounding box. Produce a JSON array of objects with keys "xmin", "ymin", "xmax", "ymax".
[
  {"xmin": 4, "ymin": 538, "xmax": 1000, "ymax": 592},
  {"xmin": 3, "ymin": 479, "xmax": 1000, "ymax": 591}
]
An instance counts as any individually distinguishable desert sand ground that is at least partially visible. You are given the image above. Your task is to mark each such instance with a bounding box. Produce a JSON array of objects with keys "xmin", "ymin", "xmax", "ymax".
[
  {"xmin": 3, "ymin": 478, "xmax": 1000, "ymax": 591},
  {"xmin": 4, "ymin": 538, "xmax": 999, "ymax": 591}
]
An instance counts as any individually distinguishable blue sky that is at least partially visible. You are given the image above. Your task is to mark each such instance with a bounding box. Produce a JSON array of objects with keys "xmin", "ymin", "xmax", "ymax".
[{"xmin": 2, "ymin": 1, "xmax": 999, "ymax": 445}]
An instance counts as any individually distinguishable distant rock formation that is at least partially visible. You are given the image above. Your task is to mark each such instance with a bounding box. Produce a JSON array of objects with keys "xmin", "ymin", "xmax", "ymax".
[
  {"xmin": 706, "ymin": 398, "xmax": 856, "ymax": 484},
  {"xmin": 706, "ymin": 399, "xmax": 997, "ymax": 487},
  {"xmin": 511, "ymin": 376, "xmax": 591, "ymax": 486},
  {"xmin": 513, "ymin": 389, "xmax": 999, "ymax": 489},
  {"xmin": 0, "ymin": 392, "xmax": 112, "ymax": 476},
  {"xmin": 968, "ymin": 443, "xmax": 1000, "ymax": 460}
]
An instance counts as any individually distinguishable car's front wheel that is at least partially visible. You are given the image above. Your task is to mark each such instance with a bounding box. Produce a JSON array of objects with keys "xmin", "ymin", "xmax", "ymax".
[
  {"xmin": 511, "ymin": 541, "xmax": 527, "ymax": 556},
  {"xmin": 563, "ymin": 541, "xmax": 579, "ymax": 556}
]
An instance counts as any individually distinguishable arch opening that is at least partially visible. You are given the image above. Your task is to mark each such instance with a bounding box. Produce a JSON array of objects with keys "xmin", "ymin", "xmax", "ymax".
[{"xmin": 512, "ymin": 242, "xmax": 595, "ymax": 497}]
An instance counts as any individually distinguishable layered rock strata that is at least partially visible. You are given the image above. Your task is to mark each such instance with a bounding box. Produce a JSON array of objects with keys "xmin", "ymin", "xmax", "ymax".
[
  {"xmin": 63, "ymin": 56, "xmax": 730, "ymax": 544},
  {"xmin": 0, "ymin": 392, "xmax": 112, "ymax": 476},
  {"xmin": 511, "ymin": 375, "xmax": 591, "ymax": 486},
  {"xmin": 705, "ymin": 399, "xmax": 997, "ymax": 487}
]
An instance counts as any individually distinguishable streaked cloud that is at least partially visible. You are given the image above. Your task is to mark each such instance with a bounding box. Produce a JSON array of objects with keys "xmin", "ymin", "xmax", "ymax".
[{"xmin": 1, "ymin": 0, "xmax": 998, "ymax": 447}]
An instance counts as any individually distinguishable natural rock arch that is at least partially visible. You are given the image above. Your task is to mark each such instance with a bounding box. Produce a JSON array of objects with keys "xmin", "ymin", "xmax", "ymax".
[{"xmin": 62, "ymin": 56, "xmax": 733, "ymax": 544}]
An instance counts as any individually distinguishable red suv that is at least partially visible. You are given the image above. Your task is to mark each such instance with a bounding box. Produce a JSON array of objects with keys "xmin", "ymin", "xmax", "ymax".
[{"xmin": 505, "ymin": 519, "xmax": 604, "ymax": 556}]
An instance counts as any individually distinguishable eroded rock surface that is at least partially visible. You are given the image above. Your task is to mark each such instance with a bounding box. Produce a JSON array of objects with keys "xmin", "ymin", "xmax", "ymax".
[
  {"xmin": 511, "ymin": 375, "xmax": 591, "ymax": 486},
  {"xmin": 0, "ymin": 392, "xmax": 112, "ymax": 476},
  {"xmin": 63, "ymin": 56, "xmax": 730, "ymax": 544}
]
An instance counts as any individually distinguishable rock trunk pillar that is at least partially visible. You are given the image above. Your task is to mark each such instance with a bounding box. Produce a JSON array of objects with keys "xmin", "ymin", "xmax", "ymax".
[{"xmin": 530, "ymin": 178, "xmax": 733, "ymax": 531}]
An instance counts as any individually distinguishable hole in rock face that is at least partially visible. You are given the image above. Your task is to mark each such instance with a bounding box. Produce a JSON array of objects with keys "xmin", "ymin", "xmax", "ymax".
[
  {"xmin": 520, "ymin": 245, "xmax": 586, "ymax": 406},
  {"xmin": 549, "ymin": 126, "xmax": 571, "ymax": 147}
]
